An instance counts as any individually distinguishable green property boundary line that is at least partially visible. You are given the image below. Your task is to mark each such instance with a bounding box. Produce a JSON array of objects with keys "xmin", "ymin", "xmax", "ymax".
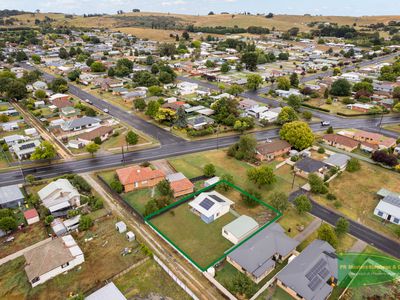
[{"xmin": 145, "ymin": 180, "xmax": 282, "ymax": 272}]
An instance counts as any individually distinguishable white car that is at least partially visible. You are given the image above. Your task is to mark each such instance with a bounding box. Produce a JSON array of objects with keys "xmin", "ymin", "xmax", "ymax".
[
  {"xmin": 321, "ymin": 121, "xmax": 331, "ymax": 126},
  {"xmin": 103, "ymin": 108, "xmax": 109, "ymax": 113},
  {"xmin": 85, "ymin": 99, "xmax": 93, "ymax": 105}
]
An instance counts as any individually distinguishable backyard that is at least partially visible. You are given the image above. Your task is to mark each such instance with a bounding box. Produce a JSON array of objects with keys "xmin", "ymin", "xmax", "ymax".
[
  {"xmin": 313, "ymin": 161, "xmax": 400, "ymax": 239},
  {"xmin": 149, "ymin": 203, "xmax": 236, "ymax": 269},
  {"xmin": 0, "ymin": 216, "xmax": 147, "ymax": 299},
  {"xmin": 114, "ymin": 258, "xmax": 191, "ymax": 299}
]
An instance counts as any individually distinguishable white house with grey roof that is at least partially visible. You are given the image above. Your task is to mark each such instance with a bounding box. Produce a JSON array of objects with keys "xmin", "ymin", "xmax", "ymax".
[
  {"xmin": 323, "ymin": 153, "xmax": 351, "ymax": 171},
  {"xmin": 86, "ymin": 282, "xmax": 127, "ymax": 300},
  {"xmin": 189, "ymin": 191, "xmax": 233, "ymax": 224},
  {"xmin": 222, "ymin": 215, "xmax": 259, "ymax": 244},
  {"xmin": 374, "ymin": 189, "xmax": 400, "ymax": 225},
  {"xmin": 227, "ymin": 223, "xmax": 299, "ymax": 283},
  {"xmin": 11, "ymin": 139, "xmax": 41, "ymax": 160},
  {"xmin": 61, "ymin": 116, "xmax": 101, "ymax": 132},
  {"xmin": 38, "ymin": 179, "xmax": 80, "ymax": 217},
  {"xmin": 0, "ymin": 184, "xmax": 25, "ymax": 208},
  {"xmin": 277, "ymin": 240, "xmax": 338, "ymax": 300}
]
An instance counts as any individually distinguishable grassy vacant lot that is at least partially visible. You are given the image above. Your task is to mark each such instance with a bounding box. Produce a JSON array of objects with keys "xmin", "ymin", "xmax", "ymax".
[
  {"xmin": 314, "ymin": 161, "xmax": 400, "ymax": 239},
  {"xmin": 114, "ymin": 259, "xmax": 191, "ymax": 300},
  {"xmin": 383, "ymin": 123, "xmax": 400, "ymax": 133},
  {"xmin": 0, "ymin": 217, "xmax": 146, "ymax": 299},
  {"xmin": 150, "ymin": 203, "xmax": 236, "ymax": 269},
  {"xmin": 306, "ymin": 98, "xmax": 362, "ymax": 115},
  {"xmin": 168, "ymin": 149, "xmax": 306, "ymax": 194},
  {"xmin": 0, "ymin": 223, "xmax": 49, "ymax": 259}
]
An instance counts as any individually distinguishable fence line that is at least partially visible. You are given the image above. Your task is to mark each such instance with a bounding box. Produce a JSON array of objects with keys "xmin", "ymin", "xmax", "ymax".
[
  {"xmin": 203, "ymin": 272, "xmax": 237, "ymax": 300},
  {"xmin": 153, "ymin": 255, "xmax": 200, "ymax": 300}
]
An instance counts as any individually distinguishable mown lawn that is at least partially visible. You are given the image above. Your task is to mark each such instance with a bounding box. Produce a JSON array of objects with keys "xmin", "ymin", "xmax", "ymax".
[
  {"xmin": 150, "ymin": 204, "xmax": 236, "ymax": 269},
  {"xmin": 114, "ymin": 259, "xmax": 191, "ymax": 300},
  {"xmin": 314, "ymin": 161, "xmax": 400, "ymax": 239},
  {"xmin": 122, "ymin": 188, "xmax": 153, "ymax": 215}
]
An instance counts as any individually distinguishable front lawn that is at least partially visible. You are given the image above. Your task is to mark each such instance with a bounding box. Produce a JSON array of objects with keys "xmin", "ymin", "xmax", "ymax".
[
  {"xmin": 149, "ymin": 203, "xmax": 236, "ymax": 269},
  {"xmin": 168, "ymin": 149, "xmax": 305, "ymax": 199},
  {"xmin": 313, "ymin": 161, "xmax": 400, "ymax": 239},
  {"xmin": 277, "ymin": 207, "xmax": 315, "ymax": 238}
]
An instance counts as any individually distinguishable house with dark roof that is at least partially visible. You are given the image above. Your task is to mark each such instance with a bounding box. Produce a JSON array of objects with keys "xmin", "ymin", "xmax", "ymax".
[
  {"xmin": 256, "ymin": 140, "xmax": 291, "ymax": 161},
  {"xmin": 188, "ymin": 191, "xmax": 233, "ymax": 224},
  {"xmin": 277, "ymin": 240, "xmax": 338, "ymax": 300},
  {"xmin": 323, "ymin": 153, "xmax": 351, "ymax": 171},
  {"xmin": 294, "ymin": 157, "xmax": 327, "ymax": 179},
  {"xmin": 227, "ymin": 223, "xmax": 299, "ymax": 283}
]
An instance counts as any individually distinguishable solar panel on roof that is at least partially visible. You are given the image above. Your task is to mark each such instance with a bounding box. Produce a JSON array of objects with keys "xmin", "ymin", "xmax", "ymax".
[
  {"xmin": 20, "ymin": 143, "xmax": 35, "ymax": 150},
  {"xmin": 209, "ymin": 194, "xmax": 225, "ymax": 203},
  {"xmin": 308, "ymin": 277, "xmax": 322, "ymax": 291},
  {"xmin": 199, "ymin": 198, "xmax": 214, "ymax": 210},
  {"xmin": 305, "ymin": 258, "xmax": 327, "ymax": 281},
  {"xmin": 318, "ymin": 267, "xmax": 330, "ymax": 279}
]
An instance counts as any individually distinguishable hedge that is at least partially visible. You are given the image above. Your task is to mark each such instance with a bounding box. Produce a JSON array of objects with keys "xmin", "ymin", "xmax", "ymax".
[{"xmin": 301, "ymin": 103, "xmax": 330, "ymax": 112}]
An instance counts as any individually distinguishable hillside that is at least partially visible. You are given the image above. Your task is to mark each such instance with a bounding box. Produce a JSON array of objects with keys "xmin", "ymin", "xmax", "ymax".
[{"xmin": 2, "ymin": 11, "xmax": 400, "ymax": 41}]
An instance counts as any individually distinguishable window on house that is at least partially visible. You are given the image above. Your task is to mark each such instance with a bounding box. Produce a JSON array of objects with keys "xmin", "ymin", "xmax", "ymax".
[
  {"xmin": 32, "ymin": 277, "xmax": 40, "ymax": 283},
  {"xmin": 393, "ymin": 218, "xmax": 399, "ymax": 224},
  {"xmin": 377, "ymin": 211, "xmax": 384, "ymax": 217},
  {"xmin": 61, "ymin": 262, "xmax": 69, "ymax": 268}
]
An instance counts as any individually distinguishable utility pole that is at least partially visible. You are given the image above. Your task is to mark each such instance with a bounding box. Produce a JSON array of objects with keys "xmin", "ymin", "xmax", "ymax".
[
  {"xmin": 291, "ymin": 172, "xmax": 296, "ymax": 189},
  {"xmin": 121, "ymin": 145, "xmax": 125, "ymax": 165},
  {"xmin": 378, "ymin": 111, "xmax": 384, "ymax": 133}
]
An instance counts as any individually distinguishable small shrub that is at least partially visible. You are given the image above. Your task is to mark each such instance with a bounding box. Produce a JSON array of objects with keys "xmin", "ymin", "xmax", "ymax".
[
  {"xmin": 317, "ymin": 147, "xmax": 325, "ymax": 154},
  {"xmin": 326, "ymin": 193, "xmax": 337, "ymax": 201},
  {"xmin": 333, "ymin": 200, "xmax": 342, "ymax": 208}
]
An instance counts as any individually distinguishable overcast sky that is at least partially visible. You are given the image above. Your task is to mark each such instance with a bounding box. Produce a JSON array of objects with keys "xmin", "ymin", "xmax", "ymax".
[{"xmin": 1, "ymin": 0, "xmax": 399, "ymax": 16}]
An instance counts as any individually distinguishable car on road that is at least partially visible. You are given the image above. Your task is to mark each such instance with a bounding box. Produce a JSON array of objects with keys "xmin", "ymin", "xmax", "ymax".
[
  {"xmin": 85, "ymin": 99, "xmax": 93, "ymax": 105},
  {"xmin": 103, "ymin": 108, "xmax": 109, "ymax": 113},
  {"xmin": 321, "ymin": 121, "xmax": 331, "ymax": 126}
]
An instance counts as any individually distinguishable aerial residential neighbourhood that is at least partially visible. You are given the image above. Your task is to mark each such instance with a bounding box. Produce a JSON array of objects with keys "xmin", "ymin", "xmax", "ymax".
[{"xmin": 0, "ymin": 2, "xmax": 400, "ymax": 300}]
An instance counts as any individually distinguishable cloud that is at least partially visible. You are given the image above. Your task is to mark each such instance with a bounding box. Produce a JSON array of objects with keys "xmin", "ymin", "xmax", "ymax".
[{"xmin": 161, "ymin": 0, "xmax": 187, "ymax": 6}]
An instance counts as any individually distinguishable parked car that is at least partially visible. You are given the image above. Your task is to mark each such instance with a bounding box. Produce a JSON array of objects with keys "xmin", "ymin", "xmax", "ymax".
[
  {"xmin": 103, "ymin": 108, "xmax": 109, "ymax": 113},
  {"xmin": 85, "ymin": 99, "xmax": 93, "ymax": 105},
  {"xmin": 321, "ymin": 121, "xmax": 331, "ymax": 126}
]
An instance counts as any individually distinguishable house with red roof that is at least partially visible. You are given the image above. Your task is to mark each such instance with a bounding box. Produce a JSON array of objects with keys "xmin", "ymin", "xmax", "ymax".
[
  {"xmin": 166, "ymin": 172, "xmax": 194, "ymax": 198},
  {"xmin": 24, "ymin": 208, "xmax": 40, "ymax": 225},
  {"xmin": 116, "ymin": 166, "xmax": 166, "ymax": 192}
]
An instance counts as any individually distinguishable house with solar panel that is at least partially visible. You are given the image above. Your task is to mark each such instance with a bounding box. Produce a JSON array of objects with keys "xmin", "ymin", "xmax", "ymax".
[
  {"xmin": 11, "ymin": 139, "xmax": 41, "ymax": 160},
  {"xmin": 277, "ymin": 240, "xmax": 338, "ymax": 300},
  {"xmin": 374, "ymin": 189, "xmax": 400, "ymax": 225},
  {"xmin": 188, "ymin": 191, "xmax": 234, "ymax": 224}
]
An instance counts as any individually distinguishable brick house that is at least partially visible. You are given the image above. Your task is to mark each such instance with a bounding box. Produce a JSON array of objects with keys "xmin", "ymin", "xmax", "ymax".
[
  {"xmin": 256, "ymin": 140, "xmax": 291, "ymax": 161},
  {"xmin": 322, "ymin": 134, "xmax": 359, "ymax": 152},
  {"xmin": 116, "ymin": 166, "xmax": 165, "ymax": 192}
]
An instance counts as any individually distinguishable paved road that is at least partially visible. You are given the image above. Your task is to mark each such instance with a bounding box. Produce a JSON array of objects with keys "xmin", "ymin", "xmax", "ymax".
[
  {"xmin": 24, "ymin": 63, "xmax": 182, "ymax": 146},
  {"xmin": 309, "ymin": 199, "xmax": 400, "ymax": 259}
]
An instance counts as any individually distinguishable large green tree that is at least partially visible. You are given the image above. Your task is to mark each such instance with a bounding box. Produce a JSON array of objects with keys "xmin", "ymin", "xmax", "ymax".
[
  {"xmin": 279, "ymin": 121, "xmax": 314, "ymax": 150},
  {"xmin": 31, "ymin": 141, "xmax": 57, "ymax": 162},
  {"xmin": 330, "ymin": 79, "xmax": 352, "ymax": 96},
  {"xmin": 317, "ymin": 223, "xmax": 338, "ymax": 248},
  {"xmin": 246, "ymin": 74, "xmax": 263, "ymax": 90},
  {"xmin": 277, "ymin": 107, "xmax": 299, "ymax": 125},
  {"xmin": 247, "ymin": 166, "xmax": 276, "ymax": 187},
  {"xmin": 294, "ymin": 195, "xmax": 312, "ymax": 214}
]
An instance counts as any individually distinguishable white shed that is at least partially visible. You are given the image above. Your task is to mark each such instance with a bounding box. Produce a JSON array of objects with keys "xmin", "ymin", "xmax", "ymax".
[
  {"xmin": 204, "ymin": 176, "xmax": 220, "ymax": 187},
  {"xmin": 126, "ymin": 231, "xmax": 135, "ymax": 242},
  {"xmin": 115, "ymin": 221, "xmax": 127, "ymax": 233}
]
